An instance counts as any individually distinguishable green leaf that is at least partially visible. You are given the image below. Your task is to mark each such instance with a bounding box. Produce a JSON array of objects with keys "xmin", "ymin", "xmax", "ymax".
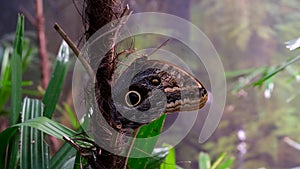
[
  {"xmin": 160, "ymin": 145, "xmax": 176, "ymax": 169},
  {"xmin": 43, "ymin": 41, "xmax": 70, "ymax": 118},
  {"xmin": 217, "ymin": 157, "xmax": 235, "ymax": 169},
  {"xmin": 0, "ymin": 116, "xmax": 77, "ymax": 159},
  {"xmin": 253, "ymin": 55, "xmax": 300, "ymax": 86},
  {"xmin": 15, "ymin": 117, "xmax": 77, "ymax": 139},
  {"xmin": 0, "ymin": 47, "xmax": 12, "ymax": 110},
  {"xmin": 50, "ymin": 110, "xmax": 91, "ymax": 169},
  {"xmin": 10, "ymin": 14, "xmax": 24, "ymax": 125},
  {"xmin": 7, "ymin": 14, "xmax": 25, "ymax": 169},
  {"xmin": 0, "ymin": 117, "xmax": 74, "ymax": 169},
  {"xmin": 0, "ymin": 127, "xmax": 18, "ymax": 169},
  {"xmin": 20, "ymin": 98, "xmax": 50, "ymax": 169},
  {"xmin": 0, "ymin": 46, "xmax": 10, "ymax": 80},
  {"xmin": 127, "ymin": 114, "xmax": 166, "ymax": 168},
  {"xmin": 0, "ymin": 80, "xmax": 33, "ymax": 87},
  {"xmin": 21, "ymin": 38, "xmax": 35, "ymax": 72},
  {"xmin": 63, "ymin": 103, "xmax": 80, "ymax": 129},
  {"xmin": 198, "ymin": 152, "xmax": 211, "ymax": 169},
  {"xmin": 0, "ymin": 37, "xmax": 34, "ymax": 111},
  {"xmin": 210, "ymin": 152, "xmax": 226, "ymax": 169},
  {"xmin": 225, "ymin": 67, "xmax": 264, "ymax": 78},
  {"xmin": 133, "ymin": 147, "xmax": 170, "ymax": 169},
  {"xmin": 50, "ymin": 143, "xmax": 76, "ymax": 169},
  {"xmin": 73, "ymin": 151, "xmax": 87, "ymax": 169},
  {"xmin": 198, "ymin": 152, "xmax": 234, "ymax": 169},
  {"xmin": 61, "ymin": 157, "xmax": 76, "ymax": 169}
]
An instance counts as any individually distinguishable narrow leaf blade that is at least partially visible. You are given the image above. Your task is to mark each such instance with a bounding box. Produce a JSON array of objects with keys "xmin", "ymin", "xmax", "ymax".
[
  {"xmin": 14, "ymin": 117, "xmax": 77, "ymax": 139},
  {"xmin": 7, "ymin": 14, "xmax": 24, "ymax": 169},
  {"xmin": 198, "ymin": 152, "xmax": 211, "ymax": 169},
  {"xmin": 11, "ymin": 14, "xmax": 24, "ymax": 125},
  {"xmin": 50, "ymin": 143, "xmax": 76, "ymax": 169},
  {"xmin": 43, "ymin": 41, "xmax": 70, "ymax": 118}
]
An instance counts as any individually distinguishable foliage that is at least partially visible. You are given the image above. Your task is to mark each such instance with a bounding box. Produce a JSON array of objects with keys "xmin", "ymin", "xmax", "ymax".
[
  {"xmin": 198, "ymin": 152, "xmax": 234, "ymax": 169},
  {"xmin": 0, "ymin": 14, "xmax": 226, "ymax": 169},
  {"xmin": 0, "ymin": 20, "xmax": 36, "ymax": 115},
  {"xmin": 20, "ymin": 98, "xmax": 49, "ymax": 169},
  {"xmin": 189, "ymin": 0, "xmax": 300, "ymax": 168},
  {"xmin": 226, "ymin": 53, "xmax": 300, "ymax": 93},
  {"xmin": 128, "ymin": 114, "xmax": 166, "ymax": 168},
  {"xmin": 197, "ymin": 0, "xmax": 300, "ymax": 51},
  {"xmin": 204, "ymin": 37, "xmax": 300, "ymax": 168},
  {"xmin": 0, "ymin": 15, "xmax": 73, "ymax": 169}
]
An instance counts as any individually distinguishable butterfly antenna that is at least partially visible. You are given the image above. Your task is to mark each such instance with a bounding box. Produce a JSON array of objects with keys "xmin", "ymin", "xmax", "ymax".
[{"xmin": 146, "ymin": 39, "xmax": 171, "ymax": 57}]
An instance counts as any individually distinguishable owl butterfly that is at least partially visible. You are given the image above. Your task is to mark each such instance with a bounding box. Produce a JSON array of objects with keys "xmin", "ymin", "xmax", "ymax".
[
  {"xmin": 111, "ymin": 56, "xmax": 208, "ymax": 129},
  {"xmin": 94, "ymin": 39, "xmax": 208, "ymax": 131},
  {"xmin": 69, "ymin": 39, "xmax": 208, "ymax": 169}
]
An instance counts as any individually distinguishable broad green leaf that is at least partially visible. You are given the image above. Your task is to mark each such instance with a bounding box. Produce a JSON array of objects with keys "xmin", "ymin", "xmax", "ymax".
[
  {"xmin": 198, "ymin": 152, "xmax": 211, "ymax": 169},
  {"xmin": 131, "ymin": 147, "xmax": 170, "ymax": 169},
  {"xmin": 127, "ymin": 114, "xmax": 166, "ymax": 168},
  {"xmin": 43, "ymin": 41, "xmax": 70, "ymax": 118},
  {"xmin": 61, "ymin": 157, "xmax": 75, "ymax": 169},
  {"xmin": 20, "ymin": 98, "xmax": 49, "ymax": 169},
  {"xmin": 160, "ymin": 145, "xmax": 176, "ymax": 169}
]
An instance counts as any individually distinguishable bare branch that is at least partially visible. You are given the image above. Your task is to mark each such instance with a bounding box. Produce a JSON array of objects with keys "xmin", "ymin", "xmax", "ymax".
[
  {"xmin": 54, "ymin": 23, "xmax": 95, "ymax": 79},
  {"xmin": 36, "ymin": 0, "xmax": 50, "ymax": 89}
]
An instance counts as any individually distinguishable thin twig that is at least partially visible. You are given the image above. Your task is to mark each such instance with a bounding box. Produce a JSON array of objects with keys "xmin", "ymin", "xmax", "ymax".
[
  {"xmin": 54, "ymin": 23, "xmax": 80, "ymax": 56},
  {"xmin": 54, "ymin": 23, "xmax": 95, "ymax": 79},
  {"xmin": 146, "ymin": 39, "xmax": 170, "ymax": 57},
  {"xmin": 36, "ymin": 0, "xmax": 50, "ymax": 89}
]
